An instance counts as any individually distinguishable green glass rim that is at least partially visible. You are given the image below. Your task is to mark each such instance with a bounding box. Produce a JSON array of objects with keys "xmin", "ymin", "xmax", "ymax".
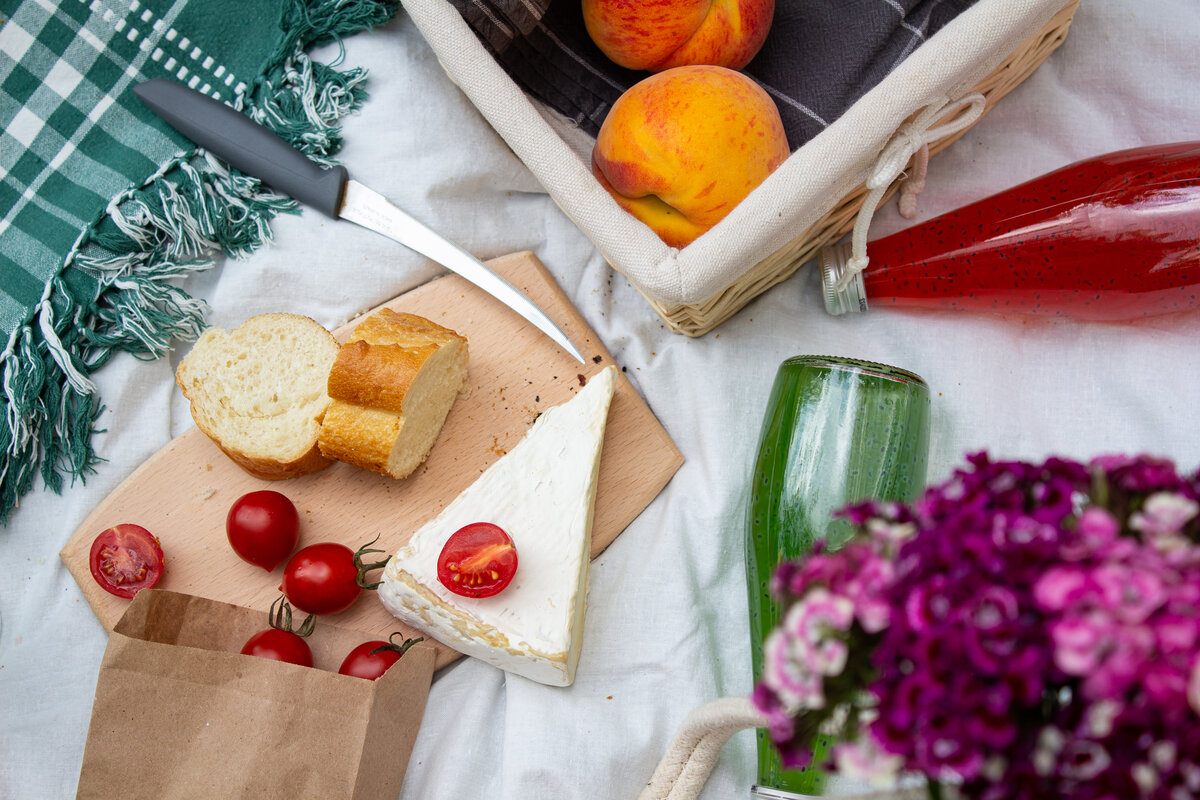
[{"xmin": 780, "ymin": 354, "xmax": 927, "ymax": 388}]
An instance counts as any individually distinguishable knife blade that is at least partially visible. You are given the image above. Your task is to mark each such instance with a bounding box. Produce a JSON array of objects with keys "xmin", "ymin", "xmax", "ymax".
[{"xmin": 133, "ymin": 78, "xmax": 585, "ymax": 364}]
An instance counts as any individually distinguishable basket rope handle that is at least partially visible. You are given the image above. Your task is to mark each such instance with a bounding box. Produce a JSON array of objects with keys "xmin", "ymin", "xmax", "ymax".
[
  {"xmin": 637, "ymin": 697, "xmax": 768, "ymax": 800},
  {"xmin": 834, "ymin": 93, "xmax": 987, "ymax": 293}
]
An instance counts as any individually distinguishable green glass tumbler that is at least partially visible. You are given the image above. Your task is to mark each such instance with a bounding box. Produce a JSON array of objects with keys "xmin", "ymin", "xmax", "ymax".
[{"xmin": 745, "ymin": 356, "xmax": 931, "ymax": 798}]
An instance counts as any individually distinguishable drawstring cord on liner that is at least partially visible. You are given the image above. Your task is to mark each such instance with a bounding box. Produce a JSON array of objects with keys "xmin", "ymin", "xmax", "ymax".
[{"xmin": 833, "ymin": 93, "xmax": 987, "ymax": 294}]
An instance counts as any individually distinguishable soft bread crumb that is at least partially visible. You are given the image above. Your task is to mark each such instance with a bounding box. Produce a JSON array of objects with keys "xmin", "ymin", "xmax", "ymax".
[{"xmin": 175, "ymin": 313, "xmax": 339, "ymax": 479}]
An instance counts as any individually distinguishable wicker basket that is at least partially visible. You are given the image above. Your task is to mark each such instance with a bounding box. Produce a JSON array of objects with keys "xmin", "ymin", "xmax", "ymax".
[
  {"xmin": 401, "ymin": 0, "xmax": 1081, "ymax": 337},
  {"xmin": 660, "ymin": 0, "xmax": 1081, "ymax": 336}
]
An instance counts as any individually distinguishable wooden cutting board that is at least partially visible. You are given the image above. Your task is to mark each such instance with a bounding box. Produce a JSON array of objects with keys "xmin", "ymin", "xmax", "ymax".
[{"xmin": 61, "ymin": 251, "xmax": 683, "ymax": 673}]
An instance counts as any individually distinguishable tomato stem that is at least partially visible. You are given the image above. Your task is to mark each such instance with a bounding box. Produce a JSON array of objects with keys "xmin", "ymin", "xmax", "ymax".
[
  {"xmin": 268, "ymin": 594, "xmax": 315, "ymax": 637},
  {"xmin": 353, "ymin": 535, "xmax": 391, "ymax": 591},
  {"xmin": 368, "ymin": 632, "xmax": 425, "ymax": 658}
]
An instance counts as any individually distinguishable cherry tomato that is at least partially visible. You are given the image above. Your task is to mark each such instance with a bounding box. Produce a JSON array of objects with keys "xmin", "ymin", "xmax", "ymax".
[
  {"xmin": 338, "ymin": 633, "xmax": 423, "ymax": 680},
  {"xmin": 437, "ymin": 522, "xmax": 518, "ymax": 598},
  {"xmin": 226, "ymin": 490, "xmax": 300, "ymax": 571},
  {"xmin": 282, "ymin": 542, "xmax": 362, "ymax": 615},
  {"xmin": 240, "ymin": 595, "xmax": 315, "ymax": 667},
  {"xmin": 241, "ymin": 628, "xmax": 313, "ymax": 667},
  {"xmin": 88, "ymin": 524, "xmax": 165, "ymax": 599}
]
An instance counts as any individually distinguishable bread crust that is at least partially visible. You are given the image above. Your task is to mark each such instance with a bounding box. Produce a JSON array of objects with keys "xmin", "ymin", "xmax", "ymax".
[
  {"xmin": 210, "ymin": 439, "xmax": 333, "ymax": 481},
  {"xmin": 326, "ymin": 340, "xmax": 440, "ymax": 415},
  {"xmin": 317, "ymin": 309, "xmax": 468, "ymax": 479}
]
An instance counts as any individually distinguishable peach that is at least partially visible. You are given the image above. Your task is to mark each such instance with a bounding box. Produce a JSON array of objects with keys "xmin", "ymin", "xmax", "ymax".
[
  {"xmin": 591, "ymin": 65, "xmax": 790, "ymax": 249},
  {"xmin": 582, "ymin": 0, "xmax": 774, "ymax": 72}
]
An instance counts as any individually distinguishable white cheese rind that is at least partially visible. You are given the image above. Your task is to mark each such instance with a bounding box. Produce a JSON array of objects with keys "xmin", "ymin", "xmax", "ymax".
[{"xmin": 378, "ymin": 366, "xmax": 617, "ymax": 686}]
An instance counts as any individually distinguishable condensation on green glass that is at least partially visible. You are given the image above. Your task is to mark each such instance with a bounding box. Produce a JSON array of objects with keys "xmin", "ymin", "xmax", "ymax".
[{"xmin": 746, "ymin": 356, "xmax": 931, "ymax": 797}]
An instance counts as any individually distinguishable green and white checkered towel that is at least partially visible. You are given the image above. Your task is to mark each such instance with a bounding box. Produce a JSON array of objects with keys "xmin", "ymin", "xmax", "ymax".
[{"xmin": 0, "ymin": 0, "xmax": 395, "ymax": 523}]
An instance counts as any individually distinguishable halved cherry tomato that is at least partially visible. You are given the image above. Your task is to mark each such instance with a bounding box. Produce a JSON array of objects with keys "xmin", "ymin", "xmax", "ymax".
[
  {"xmin": 436, "ymin": 522, "xmax": 518, "ymax": 598},
  {"xmin": 88, "ymin": 524, "xmax": 165, "ymax": 599},
  {"xmin": 281, "ymin": 542, "xmax": 362, "ymax": 615},
  {"xmin": 241, "ymin": 595, "xmax": 314, "ymax": 667},
  {"xmin": 338, "ymin": 633, "xmax": 424, "ymax": 680},
  {"xmin": 226, "ymin": 490, "xmax": 300, "ymax": 571}
]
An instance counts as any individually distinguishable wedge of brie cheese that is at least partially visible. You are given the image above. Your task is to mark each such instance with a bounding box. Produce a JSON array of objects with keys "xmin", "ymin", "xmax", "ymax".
[{"xmin": 378, "ymin": 365, "xmax": 618, "ymax": 686}]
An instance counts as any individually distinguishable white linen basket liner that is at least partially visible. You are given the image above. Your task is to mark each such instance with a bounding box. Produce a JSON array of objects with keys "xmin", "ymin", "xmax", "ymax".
[{"xmin": 401, "ymin": 0, "xmax": 1076, "ymax": 332}]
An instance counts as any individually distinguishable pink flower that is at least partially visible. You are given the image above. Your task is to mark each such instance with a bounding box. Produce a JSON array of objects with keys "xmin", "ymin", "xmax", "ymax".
[
  {"xmin": 1060, "ymin": 507, "xmax": 1119, "ymax": 560},
  {"xmin": 1049, "ymin": 612, "xmax": 1112, "ymax": 676},
  {"xmin": 762, "ymin": 627, "xmax": 826, "ymax": 713},
  {"xmin": 1035, "ymin": 562, "xmax": 1165, "ymax": 623},
  {"xmin": 849, "ymin": 555, "xmax": 895, "ymax": 634},
  {"xmin": 1097, "ymin": 563, "xmax": 1165, "ymax": 624},
  {"xmin": 1033, "ymin": 565, "xmax": 1092, "ymax": 612},
  {"xmin": 1082, "ymin": 624, "xmax": 1156, "ymax": 700},
  {"xmin": 786, "ymin": 589, "xmax": 854, "ymax": 674},
  {"xmin": 761, "ymin": 589, "xmax": 855, "ymax": 713}
]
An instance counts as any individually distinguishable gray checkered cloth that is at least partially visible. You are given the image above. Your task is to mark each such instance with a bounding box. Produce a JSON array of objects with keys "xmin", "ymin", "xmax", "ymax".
[{"xmin": 448, "ymin": 0, "xmax": 978, "ymax": 149}]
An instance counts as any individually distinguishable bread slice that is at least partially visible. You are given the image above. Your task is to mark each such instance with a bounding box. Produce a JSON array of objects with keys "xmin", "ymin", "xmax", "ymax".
[
  {"xmin": 175, "ymin": 313, "xmax": 340, "ymax": 479},
  {"xmin": 317, "ymin": 309, "xmax": 469, "ymax": 479}
]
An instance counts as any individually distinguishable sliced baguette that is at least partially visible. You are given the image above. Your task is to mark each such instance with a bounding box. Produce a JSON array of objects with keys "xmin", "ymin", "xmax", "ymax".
[
  {"xmin": 175, "ymin": 313, "xmax": 339, "ymax": 480},
  {"xmin": 317, "ymin": 309, "xmax": 469, "ymax": 479}
]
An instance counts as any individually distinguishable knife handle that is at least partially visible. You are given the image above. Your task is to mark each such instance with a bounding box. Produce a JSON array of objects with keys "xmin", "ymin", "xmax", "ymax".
[{"xmin": 133, "ymin": 78, "xmax": 347, "ymax": 218}]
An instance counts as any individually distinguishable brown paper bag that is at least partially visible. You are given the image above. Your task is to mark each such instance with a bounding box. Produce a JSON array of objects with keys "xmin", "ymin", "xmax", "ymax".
[{"xmin": 77, "ymin": 589, "xmax": 436, "ymax": 800}]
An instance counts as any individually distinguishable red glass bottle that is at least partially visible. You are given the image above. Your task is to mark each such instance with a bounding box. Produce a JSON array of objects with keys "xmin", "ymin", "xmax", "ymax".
[{"xmin": 820, "ymin": 141, "xmax": 1200, "ymax": 320}]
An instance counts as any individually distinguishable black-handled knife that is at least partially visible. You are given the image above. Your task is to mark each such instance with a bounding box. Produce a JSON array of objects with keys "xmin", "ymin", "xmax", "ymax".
[{"xmin": 133, "ymin": 78, "xmax": 585, "ymax": 363}]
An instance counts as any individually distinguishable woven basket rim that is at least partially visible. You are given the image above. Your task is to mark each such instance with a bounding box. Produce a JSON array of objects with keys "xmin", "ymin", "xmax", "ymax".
[{"xmin": 651, "ymin": 0, "xmax": 1081, "ymax": 336}]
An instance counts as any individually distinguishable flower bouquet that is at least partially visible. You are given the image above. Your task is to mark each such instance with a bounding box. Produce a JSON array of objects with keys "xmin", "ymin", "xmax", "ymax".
[{"xmin": 753, "ymin": 452, "xmax": 1200, "ymax": 799}]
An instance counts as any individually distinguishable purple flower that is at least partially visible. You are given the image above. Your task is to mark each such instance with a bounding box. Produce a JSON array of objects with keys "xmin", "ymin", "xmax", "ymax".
[
  {"xmin": 903, "ymin": 576, "xmax": 954, "ymax": 632},
  {"xmin": 751, "ymin": 683, "xmax": 796, "ymax": 743},
  {"xmin": 750, "ymin": 451, "xmax": 1200, "ymax": 800},
  {"xmin": 1092, "ymin": 454, "xmax": 1191, "ymax": 495}
]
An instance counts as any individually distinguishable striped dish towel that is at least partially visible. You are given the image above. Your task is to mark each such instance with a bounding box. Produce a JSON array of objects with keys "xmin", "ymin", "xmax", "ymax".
[{"xmin": 0, "ymin": 0, "xmax": 395, "ymax": 523}]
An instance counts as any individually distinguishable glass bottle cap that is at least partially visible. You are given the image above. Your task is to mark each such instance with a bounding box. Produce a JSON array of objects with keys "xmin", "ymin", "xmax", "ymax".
[{"xmin": 819, "ymin": 241, "xmax": 868, "ymax": 315}]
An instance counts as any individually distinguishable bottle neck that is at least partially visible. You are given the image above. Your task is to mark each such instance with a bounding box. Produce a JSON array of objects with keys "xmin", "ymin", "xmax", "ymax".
[{"xmin": 819, "ymin": 241, "xmax": 868, "ymax": 315}]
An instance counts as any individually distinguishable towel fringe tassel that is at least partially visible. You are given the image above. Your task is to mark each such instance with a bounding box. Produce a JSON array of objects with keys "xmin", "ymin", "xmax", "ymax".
[{"xmin": 0, "ymin": 0, "xmax": 396, "ymax": 524}]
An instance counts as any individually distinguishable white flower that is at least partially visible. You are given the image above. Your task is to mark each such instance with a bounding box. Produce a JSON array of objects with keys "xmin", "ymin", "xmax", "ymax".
[
  {"xmin": 1130, "ymin": 492, "xmax": 1199, "ymax": 537},
  {"xmin": 832, "ymin": 737, "xmax": 903, "ymax": 788},
  {"xmin": 1082, "ymin": 699, "xmax": 1123, "ymax": 739},
  {"xmin": 866, "ymin": 518, "xmax": 916, "ymax": 549},
  {"xmin": 1033, "ymin": 727, "xmax": 1064, "ymax": 777}
]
